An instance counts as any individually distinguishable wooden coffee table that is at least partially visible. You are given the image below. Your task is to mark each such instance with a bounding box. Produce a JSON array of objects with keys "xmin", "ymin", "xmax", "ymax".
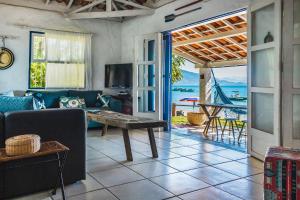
[{"xmin": 87, "ymin": 110, "xmax": 167, "ymax": 161}]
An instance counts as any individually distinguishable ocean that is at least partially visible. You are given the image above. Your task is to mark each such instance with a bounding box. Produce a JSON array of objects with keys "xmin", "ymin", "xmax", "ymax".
[{"xmin": 172, "ymin": 85, "xmax": 247, "ymax": 112}]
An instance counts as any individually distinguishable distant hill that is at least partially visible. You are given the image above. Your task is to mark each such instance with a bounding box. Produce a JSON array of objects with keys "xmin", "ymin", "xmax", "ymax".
[{"xmin": 173, "ymin": 70, "xmax": 246, "ymax": 86}]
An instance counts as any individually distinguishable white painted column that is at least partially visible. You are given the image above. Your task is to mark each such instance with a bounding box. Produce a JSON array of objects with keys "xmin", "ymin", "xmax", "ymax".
[{"xmin": 197, "ymin": 65, "xmax": 211, "ymax": 106}]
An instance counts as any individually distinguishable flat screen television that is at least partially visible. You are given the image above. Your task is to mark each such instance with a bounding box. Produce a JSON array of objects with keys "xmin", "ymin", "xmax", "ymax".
[{"xmin": 105, "ymin": 63, "xmax": 133, "ymax": 89}]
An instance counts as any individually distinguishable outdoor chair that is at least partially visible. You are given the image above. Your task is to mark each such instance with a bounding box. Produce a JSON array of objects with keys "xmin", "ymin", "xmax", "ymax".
[
  {"xmin": 237, "ymin": 120, "xmax": 247, "ymax": 143},
  {"xmin": 221, "ymin": 117, "xmax": 239, "ymax": 139},
  {"xmin": 209, "ymin": 116, "xmax": 222, "ymax": 137}
]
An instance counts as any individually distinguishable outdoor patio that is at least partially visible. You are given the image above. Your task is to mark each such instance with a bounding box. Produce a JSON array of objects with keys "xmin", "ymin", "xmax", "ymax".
[{"xmin": 17, "ymin": 128, "xmax": 262, "ymax": 200}]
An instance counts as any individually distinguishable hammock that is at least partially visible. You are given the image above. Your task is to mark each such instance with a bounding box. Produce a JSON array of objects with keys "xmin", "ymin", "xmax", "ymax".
[{"xmin": 211, "ymin": 69, "xmax": 247, "ymax": 116}]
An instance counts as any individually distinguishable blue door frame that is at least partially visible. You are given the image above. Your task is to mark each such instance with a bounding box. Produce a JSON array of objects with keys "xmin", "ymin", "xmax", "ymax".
[{"xmin": 163, "ymin": 32, "xmax": 172, "ymax": 131}]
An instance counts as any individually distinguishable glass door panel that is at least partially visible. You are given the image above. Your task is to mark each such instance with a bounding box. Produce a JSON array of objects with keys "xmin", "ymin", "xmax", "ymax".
[
  {"xmin": 251, "ymin": 93, "xmax": 274, "ymax": 134},
  {"xmin": 294, "ymin": 0, "xmax": 300, "ymax": 38},
  {"xmin": 251, "ymin": 48, "xmax": 275, "ymax": 87},
  {"xmin": 138, "ymin": 64, "xmax": 155, "ymax": 87},
  {"xmin": 293, "ymin": 95, "xmax": 300, "ymax": 139},
  {"xmin": 293, "ymin": 45, "xmax": 300, "ymax": 88},
  {"xmin": 138, "ymin": 90, "xmax": 156, "ymax": 112},
  {"xmin": 251, "ymin": 3, "xmax": 275, "ymax": 46}
]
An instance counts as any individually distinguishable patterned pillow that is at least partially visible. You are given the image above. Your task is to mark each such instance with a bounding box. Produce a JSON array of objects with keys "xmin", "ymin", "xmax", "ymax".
[
  {"xmin": 25, "ymin": 92, "xmax": 46, "ymax": 110},
  {"xmin": 59, "ymin": 96, "xmax": 86, "ymax": 109},
  {"xmin": 96, "ymin": 93, "xmax": 110, "ymax": 108}
]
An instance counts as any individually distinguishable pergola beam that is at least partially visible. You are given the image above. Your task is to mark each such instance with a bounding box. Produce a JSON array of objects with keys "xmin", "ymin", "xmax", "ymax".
[
  {"xmin": 69, "ymin": 9, "xmax": 154, "ymax": 19},
  {"xmin": 173, "ymin": 49, "xmax": 205, "ymax": 66},
  {"xmin": 195, "ymin": 59, "xmax": 247, "ymax": 68},
  {"xmin": 173, "ymin": 27, "xmax": 247, "ymax": 48}
]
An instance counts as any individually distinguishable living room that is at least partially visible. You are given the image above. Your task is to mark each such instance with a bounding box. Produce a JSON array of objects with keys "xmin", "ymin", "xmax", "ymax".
[{"xmin": 0, "ymin": 0, "xmax": 297, "ymax": 200}]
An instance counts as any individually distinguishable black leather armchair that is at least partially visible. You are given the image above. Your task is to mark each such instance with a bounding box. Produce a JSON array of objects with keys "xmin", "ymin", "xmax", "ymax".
[{"xmin": 1, "ymin": 109, "xmax": 86, "ymax": 198}]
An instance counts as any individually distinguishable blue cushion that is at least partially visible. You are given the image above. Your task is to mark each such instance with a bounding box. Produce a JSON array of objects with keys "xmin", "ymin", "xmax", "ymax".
[
  {"xmin": 69, "ymin": 90, "xmax": 102, "ymax": 107},
  {"xmin": 0, "ymin": 96, "xmax": 34, "ymax": 113},
  {"xmin": 27, "ymin": 90, "xmax": 69, "ymax": 108}
]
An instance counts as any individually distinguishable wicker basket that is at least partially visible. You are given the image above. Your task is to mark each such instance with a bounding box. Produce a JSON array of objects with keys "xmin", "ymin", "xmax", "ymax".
[
  {"xmin": 5, "ymin": 134, "xmax": 41, "ymax": 156},
  {"xmin": 187, "ymin": 112, "xmax": 206, "ymax": 126}
]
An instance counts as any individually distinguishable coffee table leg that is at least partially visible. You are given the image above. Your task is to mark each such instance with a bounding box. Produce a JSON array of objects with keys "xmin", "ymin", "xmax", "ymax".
[
  {"xmin": 147, "ymin": 128, "xmax": 158, "ymax": 158},
  {"xmin": 122, "ymin": 129, "xmax": 133, "ymax": 161},
  {"xmin": 102, "ymin": 124, "xmax": 108, "ymax": 136}
]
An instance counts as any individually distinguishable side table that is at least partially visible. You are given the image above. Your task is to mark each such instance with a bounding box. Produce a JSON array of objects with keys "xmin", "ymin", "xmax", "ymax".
[{"xmin": 0, "ymin": 141, "xmax": 69, "ymax": 200}]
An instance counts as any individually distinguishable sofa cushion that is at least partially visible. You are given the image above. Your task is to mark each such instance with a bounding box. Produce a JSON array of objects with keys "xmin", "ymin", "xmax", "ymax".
[
  {"xmin": 59, "ymin": 96, "xmax": 86, "ymax": 109},
  {"xmin": 27, "ymin": 90, "xmax": 69, "ymax": 108},
  {"xmin": 0, "ymin": 96, "xmax": 34, "ymax": 113},
  {"xmin": 69, "ymin": 90, "xmax": 102, "ymax": 107}
]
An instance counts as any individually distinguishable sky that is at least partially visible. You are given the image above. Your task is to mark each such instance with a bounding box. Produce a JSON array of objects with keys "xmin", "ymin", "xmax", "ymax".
[{"xmin": 181, "ymin": 60, "xmax": 247, "ymax": 83}]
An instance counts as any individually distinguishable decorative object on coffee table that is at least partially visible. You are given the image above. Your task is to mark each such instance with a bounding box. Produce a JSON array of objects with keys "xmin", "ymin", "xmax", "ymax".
[
  {"xmin": 5, "ymin": 134, "xmax": 41, "ymax": 156},
  {"xmin": 87, "ymin": 110, "xmax": 167, "ymax": 161},
  {"xmin": 0, "ymin": 141, "xmax": 69, "ymax": 200}
]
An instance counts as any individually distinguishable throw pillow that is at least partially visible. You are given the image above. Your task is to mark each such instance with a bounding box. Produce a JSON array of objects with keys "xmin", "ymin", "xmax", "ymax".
[
  {"xmin": 25, "ymin": 92, "xmax": 46, "ymax": 110},
  {"xmin": 0, "ymin": 96, "xmax": 34, "ymax": 113},
  {"xmin": 96, "ymin": 93, "xmax": 110, "ymax": 108},
  {"xmin": 0, "ymin": 91, "xmax": 14, "ymax": 97},
  {"xmin": 59, "ymin": 96, "xmax": 86, "ymax": 109}
]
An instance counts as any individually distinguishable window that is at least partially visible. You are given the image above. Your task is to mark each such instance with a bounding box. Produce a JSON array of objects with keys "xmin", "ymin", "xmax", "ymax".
[
  {"xmin": 29, "ymin": 31, "xmax": 88, "ymax": 89},
  {"xmin": 29, "ymin": 32, "xmax": 46, "ymax": 88}
]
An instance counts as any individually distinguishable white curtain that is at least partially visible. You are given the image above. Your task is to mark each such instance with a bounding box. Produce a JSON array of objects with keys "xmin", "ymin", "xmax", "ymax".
[{"xmin": 45, "ymin": 31, "xmax": 92, "ymax": 89}]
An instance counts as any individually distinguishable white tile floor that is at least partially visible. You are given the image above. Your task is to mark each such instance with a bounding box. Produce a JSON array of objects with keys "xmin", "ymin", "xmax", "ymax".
[{"xmin": 13, "ymin": 128, "xmax": 264, "ymax": 200}]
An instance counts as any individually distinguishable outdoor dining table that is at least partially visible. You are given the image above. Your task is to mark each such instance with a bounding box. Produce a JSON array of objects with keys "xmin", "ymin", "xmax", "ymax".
[{"xmin": 198, "ymin": 103, "xmax": 247, "ymax": 137}]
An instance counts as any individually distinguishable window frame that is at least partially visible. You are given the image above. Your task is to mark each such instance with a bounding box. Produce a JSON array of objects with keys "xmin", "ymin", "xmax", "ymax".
[
  {"xmin": 28, "ymin": 31, "xmax": 86, "ymax": 89},
  {"xmin": 29, "ymin": 31, "xmax": 46, "ymax": 89}
]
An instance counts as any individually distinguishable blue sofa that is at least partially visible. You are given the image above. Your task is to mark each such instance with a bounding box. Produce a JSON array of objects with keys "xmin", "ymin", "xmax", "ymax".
[{"xmin": 26, "ymin": 90, "xmax": 123, "ymax": 128}]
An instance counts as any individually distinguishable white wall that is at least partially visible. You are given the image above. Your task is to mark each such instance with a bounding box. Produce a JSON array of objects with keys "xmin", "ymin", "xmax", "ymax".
[
  {"xmin": 121, "ymin": 0, "xmax": 249, "ymax": 63},
  {"xmin": 0, "ymin": 4, "xmax": 121, "ymax": 92}
]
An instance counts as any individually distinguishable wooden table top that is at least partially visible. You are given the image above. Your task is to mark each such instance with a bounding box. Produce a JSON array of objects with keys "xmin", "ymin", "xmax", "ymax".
[
  {"xmin": 87, "ymin": 110, "xmax": 167, "ymax": 129},
  {"xmin": 0, "ymin": 141, "xmax": 69, "ymax": 163},
  {"xmin": 198, "ymin": 103, "xmax": 247, "ymax": 110}
]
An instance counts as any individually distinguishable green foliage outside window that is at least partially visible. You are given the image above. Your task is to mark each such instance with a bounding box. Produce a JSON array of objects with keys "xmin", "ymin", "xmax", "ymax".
[
  {"xmin": 172, "ymin": 54, "xmax": 186, "ymax": 84},
  {"xmin": 30, "ymin": 62, "xmax": 46, "ymax": 88}
]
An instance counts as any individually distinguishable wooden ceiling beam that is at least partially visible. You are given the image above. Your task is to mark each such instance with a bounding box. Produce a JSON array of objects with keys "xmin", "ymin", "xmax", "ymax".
[
  {"xmin": 67, "ymin": 0, "xmax": 75, "ymax": 9},
  {"xmin": 0, "ymin": 0, "xmax": 69, "ymax": 12},
  {"xmin": 69, "ymin": 9, "xmax": 154, "ymax": 19},
  {"xmin": 173, "ymin": 27, "xmax": 247, "ymax": 48},
  {"xmin": 197, "ymin": 43, "xmax": 227, "ymax": 60},
  {"xmin": 69, "ymin": 0, "xmax": 105, "ymax": 14},
  {"xmin": 114, "ymin": 0, "xmax": 151, "ymax": 10}
]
